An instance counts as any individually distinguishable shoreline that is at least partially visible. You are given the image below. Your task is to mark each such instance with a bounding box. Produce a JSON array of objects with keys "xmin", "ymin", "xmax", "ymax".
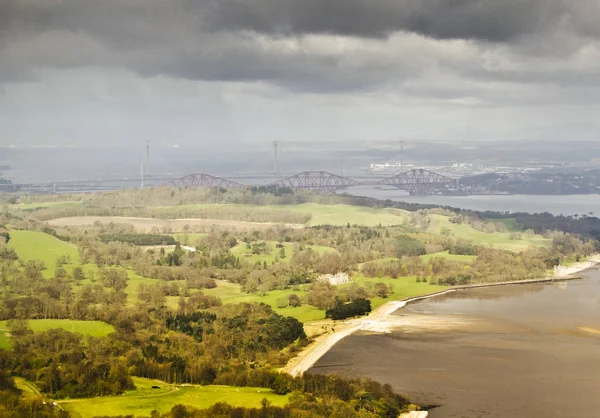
[{"xmin": 283, "ymin": 255, "xmax": 600, "ymax": 378}]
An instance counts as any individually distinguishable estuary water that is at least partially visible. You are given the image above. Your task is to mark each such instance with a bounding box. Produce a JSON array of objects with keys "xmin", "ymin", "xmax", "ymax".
[
  {"xmin": 309, "ymin": 269, "xmax": 600, "ymax": 417},
  {"xmin": 345, "ymin": 185, "xmax": 600, "ymax": 217}
]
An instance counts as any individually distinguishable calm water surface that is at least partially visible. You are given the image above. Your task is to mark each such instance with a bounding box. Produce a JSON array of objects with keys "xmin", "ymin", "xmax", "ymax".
[
  {"xmin": 346, "ymin": 185, "xmax": 600, "ymax": 216},
  {"xmin": 309, "ymin": 269, "xmax": 600, "ymax": 417}
]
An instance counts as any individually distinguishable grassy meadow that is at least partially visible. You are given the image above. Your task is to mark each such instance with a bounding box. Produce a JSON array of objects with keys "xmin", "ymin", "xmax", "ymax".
[
  {"xmin": 59, "ymin": 377, "xmax": 289, "ymax": 418},
  {"xmin": 230, "ymin": 241, "xmax": 336, "ymax": 265},
  {"xmin": 171, "ymin": 233, "xmax": 208, "ymax": 246},
  {"xmin": 273, "ymin": 203, "xmax": 409, "ymax": 227},
  {"xmin": 3, "ymin": 200, "xmax": 554, "ymax": 327},
  {"xmin": 201, "ymin": 281, "xmax": 323, "ymax": 322},
  {"xmin": 16, "ymin": 201, "xmax": 83, "ymax": 210},
  {"xmin": 8, "ymin": 230, "xmax": 80, "ymax": 277},
  {"xmin": 147, "ymin": 202, "xmax": 409, "ymax": 227},
  {"xmin": 427, "ymin": 214, "xmax": 551, "ymax": 251},
  {"xmin": 0, "ymin": 319, "xmax": 115, "ymax": 350},
  {"xmin": 347, "ymin": 274, "xmax": 448, "ymax": 310},
  {"xmin": 201, "ymin": 273, "xmax": 449, "ymax": 322},
  {"xmin": 0, "ymin": 328, "xmax": 10, "ymax": 350},
  {"xmin": 421, "ymin": 251, "xmax": 477, "ymax": 263}
]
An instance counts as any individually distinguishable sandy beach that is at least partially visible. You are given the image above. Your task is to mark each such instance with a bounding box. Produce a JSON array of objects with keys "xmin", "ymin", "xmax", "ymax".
[{"xmin": 283, "ymin": 255, "xmax": 600, "ymax": 378}]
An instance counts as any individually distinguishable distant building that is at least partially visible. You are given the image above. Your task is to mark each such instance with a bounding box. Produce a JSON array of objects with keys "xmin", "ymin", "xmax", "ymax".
[{"xmin": 318, "ymin": 272, "xmax": 350, "ymax": 285}]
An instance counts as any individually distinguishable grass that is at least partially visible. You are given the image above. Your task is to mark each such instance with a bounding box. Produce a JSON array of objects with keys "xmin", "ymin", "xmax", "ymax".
[
  {"xmin": 5, "ymin": 229, "xmax": 164, "ymax": 307},
  {"xmin": 155, "ymin": 203, "xmax": 409, "ymax": 227},
  {"xmin": 202, "ymin": 272, "xmax": 450, "ymax": 323},
  {"xmin": 15, "ymin": 201, "xmax": 83, "ymax": 210},
  {"xmin": 346, "ymin": 274, "xmax": 448, "ymax": 309},
  {"xmin": 427, "ymin": 215, "xmax": 551, "ymax": 251},
  {"xmin": 124, "ymin": 272, "xmax": 161, "ymax": 306},
  {"xmin": 271, "ymin": 203, "xmax": 409, "ymax": 227},
  {"xmin": 172, "ymin": 233, "xmax": 208, "ymax": 246},
  {"xmin": 421, "ymin": 251, "xmax": 477, "ymax": 263},
  {"xmin": 59, "ymin": 377, "xmax": 289, "ymax": 418},
  {"xmin": 14, "ymin": 377, "xmax": 41, "ymax": 396},
  {"xmin": 0, "ymin": 329, "xmax": 10, "ymax": 350},
  {"xmin": 0, "ymin": 319, "xmax": 114, "ymax": 350},
  {"xmin": 74, "ymin": 264, "xmax": 163, "ymax": 308},
  {"xmin": 485, "ymin": 217, "xmax": 520, "ymax": 231},
  {"xmin": 230, "ymin": 241, "xmax": 336, "ymax": 266},
  {"xmin": 8, "ymin": 230, "xmax": 80, "ymax": 277},
  {"xmin": 202, "ymin": 281, "xmax": 323, "ymax": 322}
]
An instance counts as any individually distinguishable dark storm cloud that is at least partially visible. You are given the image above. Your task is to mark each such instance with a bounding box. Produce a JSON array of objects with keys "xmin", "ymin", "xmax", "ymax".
[
  {"xmin": 204, "ymin": 0, "xmax": 565, "ymax": 42},
  {"xmin": 0, "ymin": 0, "xmax": 599, "ymax": 94},
  {"xmin": 1, "ymin": 0, "xmax": 589, "ymax": 42}
]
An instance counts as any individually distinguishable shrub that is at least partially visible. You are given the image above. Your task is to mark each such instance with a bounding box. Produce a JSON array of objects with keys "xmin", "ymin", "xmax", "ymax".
[{"xmin": 326, "ymin": 298, "xmax": 371, "ymax": 320}]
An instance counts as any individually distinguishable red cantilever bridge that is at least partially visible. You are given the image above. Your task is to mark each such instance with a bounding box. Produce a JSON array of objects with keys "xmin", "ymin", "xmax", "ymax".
[{"xmin": 163, "ymin": 169, "xmax": 456, "ymax": 195}]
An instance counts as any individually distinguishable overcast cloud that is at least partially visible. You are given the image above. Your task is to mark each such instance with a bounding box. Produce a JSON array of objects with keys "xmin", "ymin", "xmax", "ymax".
[{"xmin": 1, "ymin": 0, "xmax": 600, "ymax": 146}]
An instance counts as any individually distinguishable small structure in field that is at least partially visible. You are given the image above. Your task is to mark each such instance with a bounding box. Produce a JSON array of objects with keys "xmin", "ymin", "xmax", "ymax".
[{"xmin": 318, "ymin": 272, "xmax": 350, "ymax": 285}]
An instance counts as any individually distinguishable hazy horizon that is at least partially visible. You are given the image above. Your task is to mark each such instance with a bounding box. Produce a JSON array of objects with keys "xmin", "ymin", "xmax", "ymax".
[{"xmin": 1, "ymin": 0, "xmax": 600, "ymax": 148}]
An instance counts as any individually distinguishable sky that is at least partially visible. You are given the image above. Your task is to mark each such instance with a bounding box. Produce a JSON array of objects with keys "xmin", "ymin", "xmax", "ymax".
[{"xmin": 1, "ymin": 0, "xmax": 600, "ymax": 147}]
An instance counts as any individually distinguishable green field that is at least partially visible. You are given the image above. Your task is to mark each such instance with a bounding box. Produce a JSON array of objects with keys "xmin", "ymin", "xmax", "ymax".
[
  {"xmin": 14, "ymin": 377, "xmax": 42, "ymax": 396},
  {"xmin": 15, "ymin": 201, "xmax": 83, "ymax": 210},
  {"xmin": 59, "ymin": 377, "xmax": 289, "ymax": 418},
  {"xmin": 347, "ymin": 274, "xmax": 448, "ymax": 309},
  {"xmin": 427, "ymin": 215, "xmax": 551, "ymax": 251},
  {"xmin": 202, "ymin": 281, "xmax": 323, "ymax": 322},
  {"xmin": 202, "ymin": 273, "xmax": 449, "ymax": 323},
  {"xmin": 6, "ymin": 230, "xmax": 168, "ymax": 307},
  {"xmin": 158, "ymin": 202, "xmax": 409, "ymax": 227},
  {"xmin": 8, "ymin": 230, "xmax": 80, "ymax": 277},
  {"xmin": 421, "ymin": 251, "xmax": 477, "ymax": 263},
  {"xmin": 124, "ymin": 271, "xmax": 162, "ymax": 306},
  {"xmin": 0, "ymin": 329, "xmax": 10, "ymax": 350},
  {"xmin": 485, "ymin": 217, "xmax": 520, "ymax": 231},
  {"xmin": 0, "ymin": 319, "xmax": 114, "ymax": 350},
  {"xmin": 273, "ymin": 203, "xmax": 409, "ymax": 226},
  {"xmin": 171, "ymin": 233, "xmax": 208, "ymax": 246}
]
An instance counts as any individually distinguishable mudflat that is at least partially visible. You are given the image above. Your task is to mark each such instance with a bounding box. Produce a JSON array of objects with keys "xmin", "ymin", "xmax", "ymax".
[{"xmin": 310, "ymin": 270, "xmax": 600, "ymax": 417}]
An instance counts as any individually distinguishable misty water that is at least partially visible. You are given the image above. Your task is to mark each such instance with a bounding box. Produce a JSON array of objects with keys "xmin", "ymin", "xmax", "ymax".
[
  {"xmin": 345, "ymin": 185, "xmax": 600, "ymax": 216},
  {"xmin": 309, "ymin": 269, "xmax": 600, "ymax": 417}
]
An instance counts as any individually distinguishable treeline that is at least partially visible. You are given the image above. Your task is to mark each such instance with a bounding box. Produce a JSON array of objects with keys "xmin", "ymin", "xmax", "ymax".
[
  {"xmin": 30, "ymin": 205, "xmax": 311, "ymax": 225},
  {"xmin": 14, "ymin": 185, "xmax": 600, "ymax": 243},
  {"xmin": 134, "ymin": 372, "xmax": 411, "ymax": 418},
  {"xmin": 1, "ymin": 365, "xmax": 412, "ymax": 418},
  {"xmin": 0, "ymin": 303, "xmax": 307, "ymax": 398},
  {"xmin": 100, "ymin": 233, "xmax": 176, "ymax": 246},
  {"xmin": 123, "ymin": 304, "xmax": 307, "ymax": 385},
  {"xmin": 2, "ymin": 222, "xmax": 593, "ymax": 323},
  {"xmin": 7, "ymin": 325, "xmax": 134, "ymax": 398},
  {"xmin": 2, "ymin": 219, "xmax": 595, "ymax": 324}
]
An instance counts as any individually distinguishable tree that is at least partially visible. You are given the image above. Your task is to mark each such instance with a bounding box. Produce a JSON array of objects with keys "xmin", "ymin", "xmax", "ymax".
[
  {"xmin": 288, "ymin": 293, "xmax": 301, "ymax": 307},
  {"xmin": 396, "ymin": 235, "xmax": 426, "ymax": 257},
  {"xmin": 0, "ymin": 246, "xmax": 18, "ymax": 261},
  {"xmin": 71, "ymin": 266, "xmax": 85, "ymax": 281},
  {"xmin": 326, "ymin": 298, "xmax": 371, "ymax": 320},
  {"xmin": 272, "ymin": 374, "xmax": 291, "ymax": 394},
  {"xmin": 374, "ymin": 282, "xmax": 391, "ymax": 298},
  {"xmin": 307, "ymin": 282, "xmax": 336, "ymax": 310}
]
